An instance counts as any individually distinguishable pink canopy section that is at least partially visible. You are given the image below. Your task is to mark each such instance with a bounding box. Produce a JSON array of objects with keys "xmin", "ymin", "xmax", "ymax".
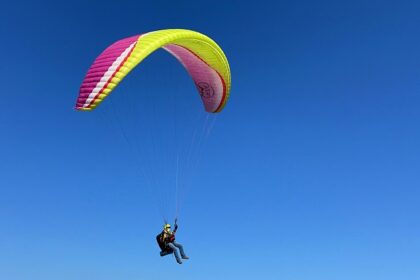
[
  {"xmin": 163, "ymin": 44, "xmax": 226, "ymax": 113},
  {"xmin": 76, "ymin": 35, "xmax": 140, "ymax": 110}
]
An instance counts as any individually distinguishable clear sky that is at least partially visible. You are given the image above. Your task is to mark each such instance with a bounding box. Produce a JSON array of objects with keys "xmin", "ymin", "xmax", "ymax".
[{"xmin": 1, "ymin": 0, "xmax": 420, "ymax": 279}]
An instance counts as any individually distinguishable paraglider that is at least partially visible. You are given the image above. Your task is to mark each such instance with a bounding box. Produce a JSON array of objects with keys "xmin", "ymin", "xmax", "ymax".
[
  {"xmin": 156, "ymin": 220, "xmax": 189, "ymax": 264},
  {"xmin": 76, "ymin": 29, "xmax": 231, "ymax": 263}
]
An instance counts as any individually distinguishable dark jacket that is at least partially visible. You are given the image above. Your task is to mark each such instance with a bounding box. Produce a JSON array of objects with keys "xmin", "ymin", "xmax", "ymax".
[{"xmin": 156, "ymin": 224, "xmax": 178, "ymax": 250}]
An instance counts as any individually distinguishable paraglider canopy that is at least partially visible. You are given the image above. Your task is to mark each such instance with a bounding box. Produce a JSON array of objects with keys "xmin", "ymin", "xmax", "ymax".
[{"xmin": 76, "ymin": 29, "xmax": 231, "ymax": 113}]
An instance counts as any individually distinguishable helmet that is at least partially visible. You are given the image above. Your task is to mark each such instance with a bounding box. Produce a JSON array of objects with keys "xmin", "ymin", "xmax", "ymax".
[{"xmin": 164, "ymin": 224, "xmax": 171, "ymax": 230}]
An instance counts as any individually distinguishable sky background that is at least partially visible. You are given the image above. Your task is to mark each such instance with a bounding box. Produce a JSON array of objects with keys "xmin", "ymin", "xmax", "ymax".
[{"xmin": 1, "ymin": 0, "xmax": 420, "ymax": 279}]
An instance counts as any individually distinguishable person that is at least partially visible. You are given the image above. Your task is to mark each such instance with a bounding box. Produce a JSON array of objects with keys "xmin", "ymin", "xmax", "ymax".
[{"xmin": 157, "ymin": 220, "xmax": 189, "ymax": 264}]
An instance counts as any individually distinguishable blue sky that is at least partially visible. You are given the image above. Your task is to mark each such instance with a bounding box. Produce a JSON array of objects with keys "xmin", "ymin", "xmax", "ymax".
[{"xmin": 1, "ymin": 0, "xmax": 420, "ymax": 279}]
